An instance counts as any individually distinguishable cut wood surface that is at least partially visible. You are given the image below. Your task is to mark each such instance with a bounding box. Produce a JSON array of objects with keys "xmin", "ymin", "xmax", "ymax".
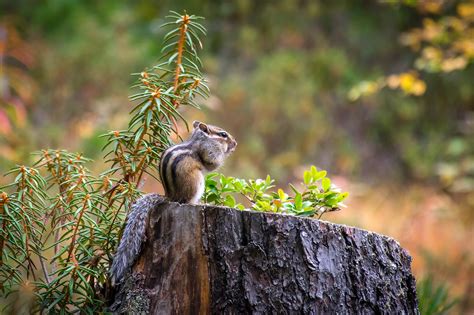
[{"xmin": 111, "ymin": 202, "xmax": 419, "ymax": 314}]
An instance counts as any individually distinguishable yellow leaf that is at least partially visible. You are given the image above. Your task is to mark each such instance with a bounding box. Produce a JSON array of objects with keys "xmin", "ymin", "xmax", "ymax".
[
  {"xmin": 386, "ymin": 75, "xmax": 400, "ymax": 89},
  {"xmin": 441, "ymin": 57, "xmax": 468, "ymax": 72},
  {"xmin": 458, "ymin": 3, "xmax": 474, "ymax": 20},
  {"xmin": 422, "ymin": 46, "xmax": 442, "ymax": 62},
  {"xmin": 411, "ymin": 80, "xmax": 426, "ymax": 96},
  {"xmin": 399, "ymin": 73, "xmax": 416, "ymax": 92},
  {"xmin": 399, "ymin": 72, "xmax": 426, "ymax": 96},
  {"xmin": 421, "ymin": 1, "xmax": 442, "ymax": 14}
]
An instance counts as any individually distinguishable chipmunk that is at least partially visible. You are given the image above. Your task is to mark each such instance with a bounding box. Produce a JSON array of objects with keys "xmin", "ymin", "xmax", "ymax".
[{"xmin": 109, "ymin": 121, "xmax": 237, "ymax": 285}]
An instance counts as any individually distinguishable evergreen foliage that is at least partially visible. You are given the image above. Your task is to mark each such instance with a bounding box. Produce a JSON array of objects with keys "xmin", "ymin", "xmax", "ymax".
[{"xmin": 0, "ymin": 11, "xmax": 208, "ymax": 313}]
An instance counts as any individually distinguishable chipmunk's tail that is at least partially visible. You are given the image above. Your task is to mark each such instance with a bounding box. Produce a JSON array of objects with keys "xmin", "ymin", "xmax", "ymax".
[{"xmin": 109, "ymin": 193, "xmax": 165, "ymax": 286}]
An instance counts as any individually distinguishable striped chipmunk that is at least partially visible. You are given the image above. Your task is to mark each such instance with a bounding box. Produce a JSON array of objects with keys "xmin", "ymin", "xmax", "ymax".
[{"xmin": 109, "ymin": 121, "xmax": 237, "ymax": 285}]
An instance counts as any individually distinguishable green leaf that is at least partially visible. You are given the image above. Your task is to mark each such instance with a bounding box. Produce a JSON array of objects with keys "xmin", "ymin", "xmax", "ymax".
[
  {"xmin": 277, "ymin": 189, "xmax": 287, "ymax": 201},
  {"xmin": 303, "ymin": 171, "xmax": 311, "ymax": 185},
  {"xmin": 294, "ymin": 193, "xmax": 303, "ymax": 209},
  {"xmin": 168, "ymin": 52, "xmax": 179, "ymax": 64},
  {"xmin": 233, "ymin": 180, "xmax": 243, "ymax": 191},
  {"xmin": 322, "ymin": 177, "xmax": 331, "ymax": 192},
  {"xmin": 224, "ymin": 195, "xmax": 236, "ymax": 207},
  {"xmin": 206, "ymin": 194, "xmax": 219, "ymax": 203},
  {"xmin": 265, "ymin": 175, "xmax": 272, "ymax": 185},
  {"xmin": 337, "ymin": 192, "xmax": 349, "ymax": 202},
  {"xmin": 315, "ymin": 170, "xmax": 327, "ymax": 181},
  {"xmin": 296, "ymin": 209, "xmax": 316, "ymax": 217},
  {"xmin": 289, "ymin": 183, "xmax": 300, "ymax": 195}
]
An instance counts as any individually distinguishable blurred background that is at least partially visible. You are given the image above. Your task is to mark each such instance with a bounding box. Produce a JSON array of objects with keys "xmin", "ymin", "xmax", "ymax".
[{"xmin": 1, "ymin": 0, "xmax": 472, "ymax": 312}]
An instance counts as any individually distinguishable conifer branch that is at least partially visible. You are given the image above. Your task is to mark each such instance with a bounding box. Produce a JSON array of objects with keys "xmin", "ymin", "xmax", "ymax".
[{"xmin": 0, "ymin": 11, "xmax": 209, "ymax": 313}]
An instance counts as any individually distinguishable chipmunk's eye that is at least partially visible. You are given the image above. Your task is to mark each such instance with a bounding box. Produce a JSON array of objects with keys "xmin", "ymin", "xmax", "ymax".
[{"xmin": 219, "ymin": 132, "xmax": 228, "ymax": 138}]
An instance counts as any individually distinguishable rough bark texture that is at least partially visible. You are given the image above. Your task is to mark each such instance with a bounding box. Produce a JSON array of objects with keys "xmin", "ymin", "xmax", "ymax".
[{"xmin": 111, "ymin": 202, "xmax": 419, "ymax": 314}]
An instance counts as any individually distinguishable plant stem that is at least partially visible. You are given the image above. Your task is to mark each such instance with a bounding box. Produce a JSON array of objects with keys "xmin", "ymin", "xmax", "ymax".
[
  {"xmin": 172, "ymin": 14, "xmax": 190, "ymax": 108},
  {"xmin": 0, "ymin": 194, "xmax": 7, "ymax": 268},
  {"xmin": 39, "ymin": 255, "xmax": 50, "ymax": 284},
  {"xmin": 66, "ymin": 195, "xmax": 89, "ymax": 264}
]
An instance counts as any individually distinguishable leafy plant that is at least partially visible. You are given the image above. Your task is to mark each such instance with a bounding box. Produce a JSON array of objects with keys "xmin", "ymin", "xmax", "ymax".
[
  {"xmin": 0, "ymin": 11, "xmax": 208, "ymax": 313},
  {"xmin": 417, "ymin": 275, "xmax": 458, "ymax": 315},
  {"xmin": 349, "ymin": 1, "xmax": 474, "ymax": 99},
  {"xmin": 204, "ymin": 165, "xmax": 348, "ymax": 218}
]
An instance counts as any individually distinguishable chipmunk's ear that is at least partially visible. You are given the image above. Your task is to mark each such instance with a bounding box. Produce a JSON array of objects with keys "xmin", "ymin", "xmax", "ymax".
[
  {"xmin": 192, "ymin": 120, "xmax": 201, "ymax": 129},
  {"xmin": 193, "ymin": 121, "xmax": 209, "ymax": 133}
]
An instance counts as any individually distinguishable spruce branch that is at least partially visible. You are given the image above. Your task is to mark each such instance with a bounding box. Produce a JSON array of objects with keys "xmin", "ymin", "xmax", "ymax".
[{"xmin": 0, "ymin": 11, "xmax": 209, "ymax": 313}]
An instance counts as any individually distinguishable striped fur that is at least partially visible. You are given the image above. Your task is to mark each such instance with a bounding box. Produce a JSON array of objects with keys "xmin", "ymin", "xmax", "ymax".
[
  {"xmin": 159, "ymin": 121, "xmax": 237, "ymax": 204},
  {"xmin": 160, "ymin": 145, "xmax": 193, "ymax": 198}
]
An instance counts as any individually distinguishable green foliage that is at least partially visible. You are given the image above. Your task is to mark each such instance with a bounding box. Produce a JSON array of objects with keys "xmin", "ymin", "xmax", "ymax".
[
  {"xmin": 204, "ymin": 165, "xmax": 348, "ymax": 218},
  {"xmin": 417, "ymin": 275, "xmax": 458, "ymax": 315},
  {"xmin": 0, "ymin": 12, "xmax": 207, "ymax": 313},
  {"xmin": 103, "ymin": 11, "xmax": 209, "ymax": 185}
]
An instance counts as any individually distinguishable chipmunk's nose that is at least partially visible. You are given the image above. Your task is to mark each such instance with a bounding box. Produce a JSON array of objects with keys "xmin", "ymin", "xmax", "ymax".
[{"xmin": 228, "ymin": 140, "xmax": 237, "ymax": 152}]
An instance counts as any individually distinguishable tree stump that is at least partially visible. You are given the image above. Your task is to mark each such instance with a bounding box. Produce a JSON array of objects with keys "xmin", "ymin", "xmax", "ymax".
[{"xmin": 110, "ymin": 202, "xmax": 419, "ymax": 314}]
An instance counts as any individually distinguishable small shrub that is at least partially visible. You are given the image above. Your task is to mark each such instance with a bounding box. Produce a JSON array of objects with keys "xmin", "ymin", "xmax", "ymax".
[{"xmin": 204, "ymin": 165, "xmax": 348, "ymax": 218}]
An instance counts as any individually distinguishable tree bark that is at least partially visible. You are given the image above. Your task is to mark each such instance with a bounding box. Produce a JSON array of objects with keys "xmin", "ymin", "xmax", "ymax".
[{"xmin": 111, "ymin": 202, "xmax": 419, "ymax": 314}]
